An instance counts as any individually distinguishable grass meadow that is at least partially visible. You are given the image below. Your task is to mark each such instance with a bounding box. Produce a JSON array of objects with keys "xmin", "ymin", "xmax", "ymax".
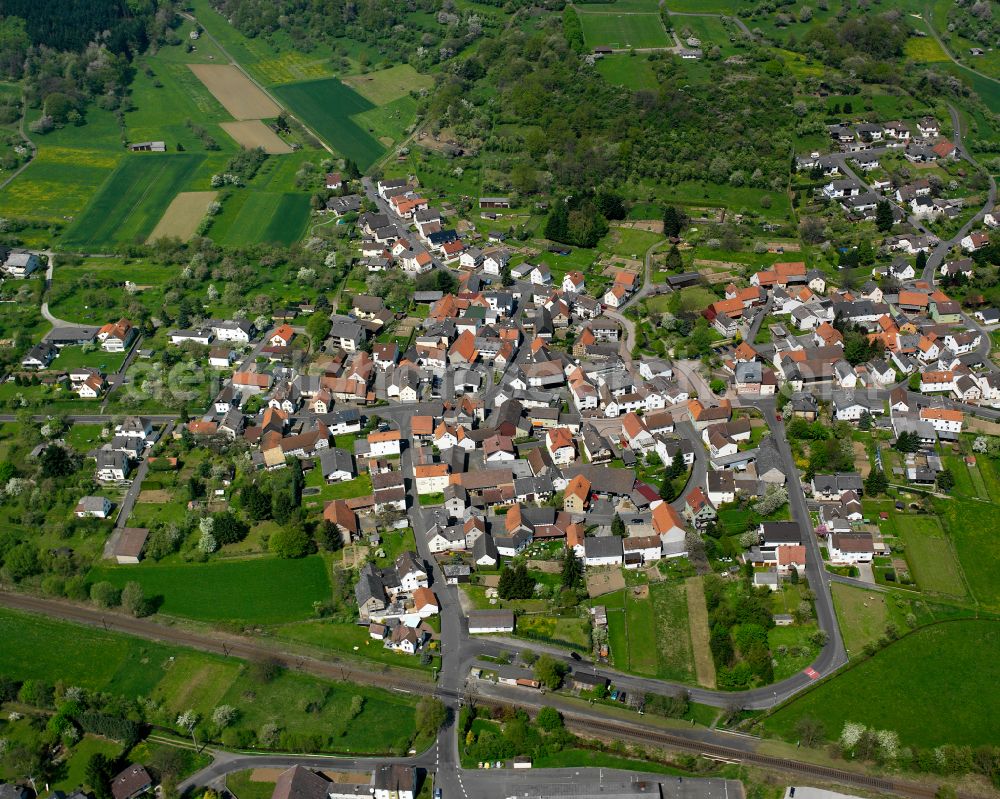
[
  {"xmin": 936, "ymin": 498, "xmax": 1000, "ymax": 610},
  {"xmin": 273, "ymin": 79, "xmax": 386, "ymax": 168},
  {"xmin": 602, "ymin": 584, "xmax": 695, "ymax": 681},
  {"xmin": 894, "ymin": 514, "xmax": 968, "ymax": 598},
  {"xmin": 0, "ymin": 607, "xmax": 419, "ymax": 754},
  {"xmin": 86, "ymin": 555, "xmax": 331, "ymax": 624},
  {"xmin": 596, "ymin": 55, "xmax": 661, "ymax": 91},
  {"xmin": 764, "ymin": 620, "xmax": 1000, "ymax": 748},
  {"xmin": 342, "ymin": 64, "xmax": 434, "ymax": 105},
  {"xmin": 61, "ymin": 154, "xmax": 206, "ymax": 249},
  {"xmin": 576, "ymin": 10, "xmax": 672, "ymax": 49}
]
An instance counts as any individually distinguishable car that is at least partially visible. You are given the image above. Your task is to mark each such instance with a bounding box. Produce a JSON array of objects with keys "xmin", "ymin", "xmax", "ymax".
[
  {"xmin": 610, "ymin": 689, "xmax": 618, "ymax": 700},
  {"xmin": 570, "ymin": 651, "xmax": 582, "ymax": 661},
  {"xmin": 434, "ymin": 789, "xmax": 442, "ymax": 799},
  {"xmin": 618, "ymin": 691, "xmax": 627, "ymax": 702}
]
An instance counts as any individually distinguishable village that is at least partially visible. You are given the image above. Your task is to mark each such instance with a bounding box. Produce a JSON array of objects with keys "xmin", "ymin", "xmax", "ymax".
[{"xmin": 6, "ymin": 108, "xmax": 997, "ymax": 696}]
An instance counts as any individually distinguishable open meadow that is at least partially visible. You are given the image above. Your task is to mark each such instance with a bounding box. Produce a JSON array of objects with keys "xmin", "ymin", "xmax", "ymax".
[
  {"xmin": 86, "ymin": 555, "xmax": 331, "ymax": 624},
  {"xmin": 893, "ymin": 514, "xmax": 968, "ymax": 598},
  {"xmin": 342, "ymin": 64, "xmax": 434, "ymax": 105},
  {"xmin": 0, "ymin": 607, "xmax": 419, "ymax": 754},
  {"xmin": 576, "ymin": 10, "xmax": 672, "ymax": 49},
  {"xmin": 764, "ymin": 620, "xmax": 1000, "ymax": 748}
]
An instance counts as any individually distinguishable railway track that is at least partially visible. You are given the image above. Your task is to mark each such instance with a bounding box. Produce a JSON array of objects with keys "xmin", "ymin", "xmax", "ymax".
[
  {"xmin": 0, "ymin": 593, "xmax": 964, "ymax": 799},
  {"xmin": 572, "ymin": 715, "xmax": 941, "ymax": 799}
]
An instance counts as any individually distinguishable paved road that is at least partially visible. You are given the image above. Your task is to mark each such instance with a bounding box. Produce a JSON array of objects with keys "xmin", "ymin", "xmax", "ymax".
[
  {"xmin": 603, "ymin": 233, "xmax": 668, "ymax": 360},
  {"xmin": 101, "ymin": 421, "xmax": 174, "ymax": 558},
  {"xmin": 920, "ymin": 103, "xmax": 997, "ymax": 283}
]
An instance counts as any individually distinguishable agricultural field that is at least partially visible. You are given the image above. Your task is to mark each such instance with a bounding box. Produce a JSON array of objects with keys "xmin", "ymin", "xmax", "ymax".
[
  {"xmin": 273, "ymin": 79, "xmax": 386, "ymax": 169},
  {"xmin": 86, "ymin": 555, "xmax": 332, "ymax": 624},
  {"xmin": 207, "ymin": 191, "xmax": 311, "ymax": 247},
  {"xmin": 0, "ymin": 608, "xmax": 419, "ymax": 755},
  {"xmin": 685, "ymin": 576, "xmax": 716, "ymax": 688},
  {"xmin": 342, "ymin": 64, "xmax": 434, "ymax": 105},
  {"xmin": 220, "ymin": 120, "xmax": 293, "ymax": 153},
  {"xmin": 187, "ymin": 0, "xmax": 338, "ymax": 86},
  {"xmin": 764, "ymin": 620, "xmax": 1000, "ymax": 748},
  {"xmin": 0, "ymin": 108, "xmax": 125, "ymax": 229},
  {"xmin": 188, "ymin": 64, "xmax": 282, "ymax": 120},
  {"xmin": 61, "ymin": 154, "xmax": 206, "ymax": 250},
  {"xmin": 576, "ymin": 10, "xmax": 672, "ymax": 50},
  {"xmin": 894, "ymin": 514, "xmax": 967, "ymax": 598},
  {"xmin": 147, "ymin": 191, "xmax": 218, "ymax": 242},
  {"xmin": 125, "ymin": 58, "xmax": 234, "ymax": 149}
]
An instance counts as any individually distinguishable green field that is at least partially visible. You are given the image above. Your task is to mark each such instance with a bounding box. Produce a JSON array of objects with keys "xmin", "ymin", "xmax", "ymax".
[
  {"xmin": 576, "ymin": 11, "xmax": 671, "ymax": 49},
  {"xmin": 61, "ymin": 154, "xmax": 206, "ymax": 249},
  {"xmin": 596, "ymin": 55, "xmax": 660, "ymax": 90},
  {"xmin": 765, "ymin": 620, "xmax": 1000, "ymax": 748},
  {"xmin": 0, "ymin": 607, "xmax": 418, "ymax": 754},
  {"xmin": 0, "ymin": 106, "xmax": 126, "ymax": 227},
  {"xmin": 209, "ymin": 191, "xmax": 312, "ymax": 247},
  {"xmin": 937, "ymin": 499, "xmax": 1000, "ymax": 609},
  {"xmin": 343, "ymin": 64, "xmax": 434, "ymax": 105},
  {"xmin": 894, "ymin": 514, "xmax": 967, "ymax": 598},
  {"xmin": 273, "ymin": 79, "xmax": 387, "ymax": 168},
  {"xmin": 604, "ymin": 584, "xmax": 695, "ymax": 681},
  {"xmin": 601, "ymin": 226, "xmax": 663, "ymax": 257},
  {"xmin": 87, "ymin": 555, "xmax": 331, "ymax": 624}
]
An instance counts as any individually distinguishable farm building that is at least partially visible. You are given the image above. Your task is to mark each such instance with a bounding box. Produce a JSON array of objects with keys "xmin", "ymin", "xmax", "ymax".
[{"xmin": 129, "ymin": 141, "xmax": 166, "ymax": 152}]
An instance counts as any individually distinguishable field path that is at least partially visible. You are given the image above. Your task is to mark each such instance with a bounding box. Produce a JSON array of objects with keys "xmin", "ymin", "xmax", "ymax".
[
  {"xmin": 685, "ymin": 576, "xmax": 717, "ymax": 689},
  {"xmin": 919, "ymin": 5, "xmax": 1000, "ymax": 93},
  {"xmin": 181, "ymin": 11, "xmax": 333, "ymax": 154}
]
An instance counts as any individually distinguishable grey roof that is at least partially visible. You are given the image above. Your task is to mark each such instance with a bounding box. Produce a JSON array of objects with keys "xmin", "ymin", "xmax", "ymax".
[
  {"xmin": 467, "ymin": 609, "xmax": 515, "ymax": 630},
  {"xmin": 319, "ymin": 447, "xmax": 354, "ymax": 476},
  {"xmin": 562, "ymin": 464, "xmax": 635, "ymax": 496},
  {"xmin": 355, "ymin": 562, "xmax": 386, "ymax": 607},
  {"xmin": 760, "ymin": 521, "xmax": 801, "ymax": 544},
  {"xmin": 473, "ymin": 533, "xmax": 498, "ymax": 563},
  {"xmin": 756, "ymin": 436, "xmax": 785, "ymax": 477},
  {"xmin": 583, "ymin": 535, "xmax": 624, "ymax": 559}
]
